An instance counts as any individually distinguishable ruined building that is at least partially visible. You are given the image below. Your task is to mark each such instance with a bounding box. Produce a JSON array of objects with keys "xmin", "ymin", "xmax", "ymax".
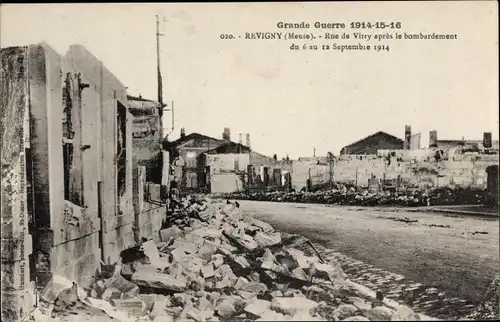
[
  {"xmin": 128, "ymin": 95, "xmax": 165, "ymax": 183},
  {"xmin": 339, "ymin": 131, "xmax": 404, "ymax": 155},
  {"xmin": 1, "ymin": 43, "xmax": 165, "ymax": 322}
]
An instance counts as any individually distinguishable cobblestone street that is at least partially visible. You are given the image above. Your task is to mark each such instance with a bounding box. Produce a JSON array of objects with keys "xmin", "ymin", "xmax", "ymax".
[
  {"xmin": 240, "ymin": 200, "xmax": 499, "ymax": 320},
  {"xmin": 315, "ymin": 245, "xmax": 477, "ymax": 320}
]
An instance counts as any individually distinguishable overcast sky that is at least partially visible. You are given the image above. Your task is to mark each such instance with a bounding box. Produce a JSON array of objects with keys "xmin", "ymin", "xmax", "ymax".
[{"xmin": 1, "ymin": 2, "xmax": 498, "ymax": 158}]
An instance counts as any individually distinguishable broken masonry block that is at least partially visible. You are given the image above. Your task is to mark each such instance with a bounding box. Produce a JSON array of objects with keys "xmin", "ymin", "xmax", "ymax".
[
  {"xmin": 150, "ymin": 299, "xmax": 170, "ymax": 318},
  {"xmin": 223, "ymin": 227, "xmax": 259, "ymax": 252},
  {"xmin": 131, "ymin": 271, "xmax": 186, "ymax": 292},
  {"xmin": 291, "ymin": 267, "xmax": 308, "ymax": 282},
  {"xmin": 198, "ymin": 295, "xmax": 215, "ymax": 311},
  {"xmin": 216, "ymin": 242, "xmax": 237, "ymax": 256},
  {"xmin": 270, "ymin": 290, "xmax": 283, "ymax": 298},
  {"xmin": 255, "ymin": 309, "xmax": 288, "ymax": 321},
  {"xmin": 141, "ymin": 240, "xmax": 160, "ymax": 260},
  {"xmin": 214, "ymin": 277, "xmax": 234, "ymax": 290},
  {"xmin": 391, "ymin": 306, "xmax": 421, "ymax": 321},
  {"xmin": 312, "ymin": 261, "xmax": 348, "ymax": 282},
  {"xmin": 170, "ymin": 248, "xmax": 188, "ymax": 262},
  {"xmin": 363, "ymin": 306, "xmax": 396, "ymax": 321},
  {"xmin": 188, "ymin": 276, "xmax": 206, "ymax": 292},
  {"xmin": 287, "ymin": 248, "xmax": 319, "ymax": 270},
  {"xmin": 239, "ymin": 281, "xmax": 268, "ymax": 295},
  {"xmin": 254, "ymin": 231, "xmax": 282, "ymax": 248},
  {"xmin": 201, "ymin": 263, "xmax": 215, "ymax": 279},
  {"xmin": 104, "ymin": 275, "xmax": 140, "ymax": 296},
  {"xmin": 274, "ymin": 249, "xmax": 299, "ymax": 271},
  {"xmin": 215, "ymin": 299, "xmax": 237, "ymax": 318},
  {"xmin": 347, "ymin": 297, "xmax": 372, "ymax": 311},
  {"xmin": 40, "ymin": 275, "xmax": 87, "ymax": 303},
  {"xmin": 110, "ymin": 298, "xmax": 147, "ymax": 316},
  {"xmin": 249, "ymin": 272, "xmax": 261, "ymax": 282},
  {"xmin": 160, "ymin": 226, "xmax": 182, "ymax": 242},
  {"xmin": 227, "ymin": 254, "xmax": 251, "ymax": 273},
  {"xmin": 271, "ymin": 297, "xmax": 318, "ymax": 316},
  {"xmin": 245, "ymin": 218, "xmax": 274, "ymax": 233},
  {"xmin": 234, "ymin": 277, "xmax": 250, "ymax": 290},
  {"xmin": 290, "ymin": 310, "xmax": 326, "ymax": 321},
  {"xmin": 204, "ymin": 277, "xmax": 216, "ymax": 290},
  {"xmin": 237, "ymin": 290, "xmax": 257, "ymax": 300},
  {"xmin": 197, "ymin": 244, "xmax": 219, "ymax": 261},
  {"xmin": 183, "ymin": 233, "xmax": 205, "ymax": 247},
  {"xmin": 170, "ymin": 240, "xmax": 199, "ymax": 254},
  {"xmin": 179, "ymin": 255, "xmax": 204, "ymax": 274},
  {"xmin": 184, "ymin": 306, "xmax": 203, "ymax": 321},
  {"xmin": 101, "ymin": 287, "xmax": 122, "ymax": 301},
  {"xmin": 341, "ymin": 316, "xmax": 371, "ymax": 321},
  {"xmin": 244, "ymin": 299, "xmax": 272, "ymax": 319},
  {"xmin": 211, "ymin": 254, "xmax": 225, "ymax": 268},
  {"xmin": 332, "ymin": 304, "xmax": 359, "ymax": 320}
]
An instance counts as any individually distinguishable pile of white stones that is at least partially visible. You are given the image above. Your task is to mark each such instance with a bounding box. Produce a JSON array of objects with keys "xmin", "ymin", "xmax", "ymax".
[{"xmin": 42, "ymin": 198, "xmax": 430, "ymax": 322}]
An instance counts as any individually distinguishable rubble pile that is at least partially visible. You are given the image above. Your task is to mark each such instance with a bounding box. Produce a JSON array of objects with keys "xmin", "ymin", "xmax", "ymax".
[
  {"xmin": 219, "ymin": 186, "xmax": 486, "ymax": 207},
  {"xmin": 465, "ymin": 275, "xmax": 500, "ymax": 321},
  {"xmin": 46, "ymin": 198, "xmax": 426, "ymax": 322}
]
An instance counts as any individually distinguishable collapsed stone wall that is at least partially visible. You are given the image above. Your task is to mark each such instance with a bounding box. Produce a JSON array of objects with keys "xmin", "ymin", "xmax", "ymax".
[
  {"xmin": 292, "ymin": 153, "xmax": 499, "ymax": 191},
  {"xmin": 333, "ymin": 155, "xmax": 498, "ymax": 190},
  {"xmin": 206, "ymin": 154, "xmax": 249, "ymax": 193},
  {"xmin": 292, "ymin": 161, "xmax": 330, "ymax": 190}
]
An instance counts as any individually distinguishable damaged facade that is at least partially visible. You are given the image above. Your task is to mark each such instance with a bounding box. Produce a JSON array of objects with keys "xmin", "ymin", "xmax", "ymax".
[
  {"xmin": 297, "ymin": 127, "xmax": 500, "ymax": 192},
  {"xmin": 166, "ymin": 130, "xmax": 293, "ymax": 194},
  {"xmin": 128, "ymin": 95, "xmax": 164, "ymax": 183},
  {"xmin": 1, "ymin": 43, "xmax": 165, "ymax": 322}
]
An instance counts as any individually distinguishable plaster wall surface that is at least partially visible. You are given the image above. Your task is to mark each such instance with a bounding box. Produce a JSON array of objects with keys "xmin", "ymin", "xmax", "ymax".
[
  {"xmin": 292, "ymin": 161, "xmax": 330, "ymax": 190},
  {"xmin": 210, "ymin": 173, "xmax": 245, "ymax": 193},
  {"xmin": 206, "ymin": 154, "xmax": 250, "ymax": 174}
]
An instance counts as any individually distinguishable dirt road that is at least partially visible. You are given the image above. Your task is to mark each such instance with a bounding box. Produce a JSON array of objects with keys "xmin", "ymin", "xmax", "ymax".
[{"xmin": 239, "ymin": 200, "xmax": 499, "ymax": 319}]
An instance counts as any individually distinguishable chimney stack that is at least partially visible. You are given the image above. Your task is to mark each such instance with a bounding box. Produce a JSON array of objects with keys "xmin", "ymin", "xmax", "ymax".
[
  {"xmin": 222, "ymin": 128, "xmax": 231, "ymax": 141},
  {"xmin": 483, "ymin": 132, "xmax": 492, "ymax": 148},
  {"xmin": 429, "ymin": 130, "xmax": 438, "ymax": 148},
  {"xmin": 238, "ymin": 133, "xmax": 243, "ymax": 145},
  {"xmin": 404, "ymin": 125, "xmax": 412, "ymax": 150},
  {"xmin": 180, "ymin": 127, "xmax": 186, "ymax": 138},
  {"xmin": 246, "ymin": 133, "xmax": 251, "ymax": 149}
]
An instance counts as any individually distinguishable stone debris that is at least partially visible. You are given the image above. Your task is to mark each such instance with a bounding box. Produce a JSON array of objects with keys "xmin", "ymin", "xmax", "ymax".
[
  {"xmin": 334, "ymin": 304, "xmax": 360, "ymax": 320},
  {"xmin": 109, "ymin": 298, "xmax": 147, "ymax": 316},
  {"xmin": 465, "ymin": 275, "xmax": 500, "ymax": 320},
  {"xmin": 244, "ymin": 299, "xmax": 272, "ymax": 319},
  {"xmin": 220, "ymin": 185, "xmax": 488, "ymax": 208},
  {"xmin": 131, "ymin": 270, "xmax": 187, "ymax": 292},
  {"xmin": 363, "ymin": 306, "xmax": 396, "ymax": 321},
  {"xmin": 39, "ymin": 197, "xmax": 426, "ymax": 322},
  {"xmin": 342, "ymin": 316, "xmax": 371, "ymax": 321},
  {"xmin": 271, "ymin": 297, "xmax": 319, "ymax": 316}
]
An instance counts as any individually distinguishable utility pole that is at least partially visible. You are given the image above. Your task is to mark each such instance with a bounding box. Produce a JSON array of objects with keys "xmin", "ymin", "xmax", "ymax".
[
  {"xmin": 156, "ymin": 15, "xmax": 164, "ymax": 119},
  {"xmin": 156, "ymin": 15, "xmax": 175, "ymax": 141}
]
